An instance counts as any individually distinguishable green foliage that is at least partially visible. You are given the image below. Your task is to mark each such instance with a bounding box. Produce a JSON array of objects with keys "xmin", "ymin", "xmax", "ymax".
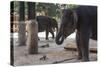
[
  {"xmin": 13, "ymin": 1, "xmax": 28, "ymax": 14},
  {"xmin": 13, "ymin": 1, "xmax": 19, "ymax": 12},
  {"xmin": 36, "ymin": 3, "xmax": 78, "ymax": 19},
  {"xmin": 66, "ymin": 4, "xmax": 78, "ymax": 9},
  {"xmin": 13, "ymin": 1, "xmax": 78, "ymax": 20},
  {"xmin": 36, "ymin": 3, "xmax": 58, "ymax": 17}
]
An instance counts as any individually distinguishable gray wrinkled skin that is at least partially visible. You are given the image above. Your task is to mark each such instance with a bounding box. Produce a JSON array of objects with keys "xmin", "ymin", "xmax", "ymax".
[{"xmin": 56, "ymin": 9, "xmax": 77, "ymax": 45}]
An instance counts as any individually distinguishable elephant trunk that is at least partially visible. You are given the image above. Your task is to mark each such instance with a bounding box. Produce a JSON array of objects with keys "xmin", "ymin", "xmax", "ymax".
[{"xmin": 55, "ymin": 32, "xmax": 64, "ymax": 45}]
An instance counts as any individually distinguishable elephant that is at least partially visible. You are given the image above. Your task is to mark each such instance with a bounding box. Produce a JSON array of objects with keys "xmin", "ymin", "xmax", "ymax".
[
  {"xmin": 55, "ymin": 6, "xmax": 97, "ymax": 61},
  {"xmin": 36, "ymin": 16, "xmax": 58, "ymax": 40}
]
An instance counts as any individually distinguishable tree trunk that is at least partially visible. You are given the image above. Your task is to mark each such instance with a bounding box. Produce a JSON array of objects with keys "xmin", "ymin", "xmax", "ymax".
[
  {"xmin": 27, "ymin": 20, "xmax": 38, "ymax": 54},
  {"xmin": 27, "ymin": 2, "xmax": 35, "ymax": 20},
  {"xmin": 18, "ymin": 1, "xmax": 26, "ymax": 46},
  {"xmin": 27, "ymin": 2, "xmax": 38, "ymax": 54},
  {"xmin": 10, "ymin": 1, "xmax": 14, "ymax": 66}
]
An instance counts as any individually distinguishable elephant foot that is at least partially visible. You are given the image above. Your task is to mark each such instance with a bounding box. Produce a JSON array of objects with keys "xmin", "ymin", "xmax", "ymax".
[
  {"xmin": 81, "ymin": 58, "xmax": 89, "ymax": 62},
  {"xmin": 77, "ymin": 53, "xmax": 89, "ymax": 61}
]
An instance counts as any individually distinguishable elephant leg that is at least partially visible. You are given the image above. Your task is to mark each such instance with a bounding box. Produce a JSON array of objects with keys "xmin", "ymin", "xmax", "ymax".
[
  {"xmin": 76, "ymin": 31, "xmax": 82, "ymax": 60},
  {"xmin": 49, "ymin": 28, "xmax": 54, "ymax": 39},
  {"xmin": 45, "ymin": 29, "xmax": 49, "ymax": 40},
  {"xmin": 80, "ymin": 27, "xmax": 90, "ymax": 61}
]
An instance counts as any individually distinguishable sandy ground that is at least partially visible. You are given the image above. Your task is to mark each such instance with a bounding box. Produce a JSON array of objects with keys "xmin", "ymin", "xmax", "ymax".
[{"xmin": 12, "ymin": 32, "xmax": 97, "ymax": 66}]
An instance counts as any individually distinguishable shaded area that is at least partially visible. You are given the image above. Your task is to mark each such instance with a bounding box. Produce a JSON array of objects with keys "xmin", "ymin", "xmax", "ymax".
[{"xmin": 13, "ymin": 32, "xmax": 97, "ymax": 66}]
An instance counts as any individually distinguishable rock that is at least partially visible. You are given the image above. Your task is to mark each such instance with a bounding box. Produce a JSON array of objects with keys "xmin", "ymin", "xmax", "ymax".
[
  {"xmin": 39, "ymin": 55, "xmax": 48, "ymax": 60},
  {"xmin": 40, "ymin": 44, "xmax": 49, "ymax": 48}
]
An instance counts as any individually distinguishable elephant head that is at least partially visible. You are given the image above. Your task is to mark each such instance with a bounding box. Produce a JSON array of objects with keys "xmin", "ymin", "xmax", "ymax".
[{"xmin": 55, "ymin": 9, "xmax": 78, "ymax": 45}]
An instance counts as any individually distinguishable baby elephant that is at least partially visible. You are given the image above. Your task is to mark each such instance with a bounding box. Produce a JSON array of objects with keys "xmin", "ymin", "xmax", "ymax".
[
  {"xmin": 36, "ymin": 16, "xmax": 58, "ymax": 40},
  {"xmin": 56, "ymin": 6, "xmax": 97, "ymax": 61}
]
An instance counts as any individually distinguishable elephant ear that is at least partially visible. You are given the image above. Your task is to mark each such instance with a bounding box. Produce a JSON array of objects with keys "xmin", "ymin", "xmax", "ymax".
[{"xmin": 72, "ymin": 11, "xmax": 78, "ymax": 27}]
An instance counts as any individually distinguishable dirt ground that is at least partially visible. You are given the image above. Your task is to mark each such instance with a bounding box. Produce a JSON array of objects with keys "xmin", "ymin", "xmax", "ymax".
[{"xmin": 13, "ymin": 32, "xmax": 97, "ymax": 66}]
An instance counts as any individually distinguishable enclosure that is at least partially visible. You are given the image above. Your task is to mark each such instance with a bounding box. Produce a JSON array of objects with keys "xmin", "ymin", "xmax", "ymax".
[{"xmin": 10, "ymin": 1, "xmax": 97, "ymax": 66}]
